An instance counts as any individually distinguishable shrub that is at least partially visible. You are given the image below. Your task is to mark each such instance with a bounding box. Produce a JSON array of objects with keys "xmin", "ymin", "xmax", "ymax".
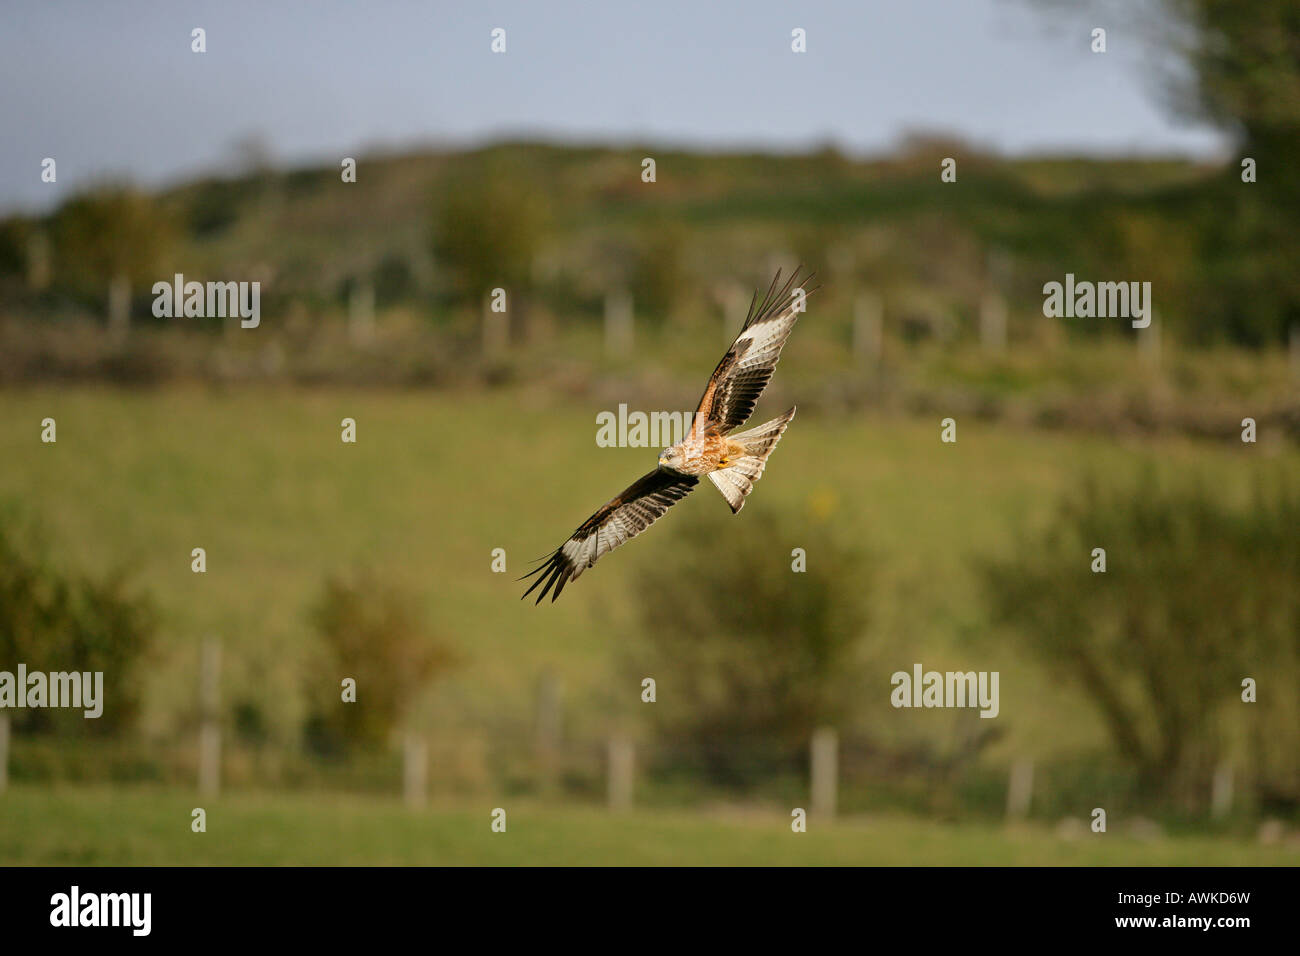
[
  {"xmin": 0, "ymin": 508, "xmax": 154, "ymax": 735},
  {"xmin": 304, "ymin": 569, "xmax": 456, "ymax": 754},
  {"xmin": 430, "ymin": 162, "xmax": 550, "ymax": 303},
  {"xmin": 982, "ymin": 470, "xmax": 1300, "ymax": 811},
  {"xmin": 626, "ymin": 507, "xmax": 873, "ymax": 787},
  {"xmin": 49, "ymin": 185, "xmax": 176, "ymax": 303}
]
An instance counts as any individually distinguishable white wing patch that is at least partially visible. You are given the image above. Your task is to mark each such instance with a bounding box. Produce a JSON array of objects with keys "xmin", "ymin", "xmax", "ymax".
[{"xmin": 733, "ymin": 307, "xmax": 799, "ymax": 373}]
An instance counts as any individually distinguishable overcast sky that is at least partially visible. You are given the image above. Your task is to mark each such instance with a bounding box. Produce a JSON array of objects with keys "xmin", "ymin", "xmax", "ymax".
[{"xmin": 0, "ymin": 0, "xmax": 1225, "ymax": 214}]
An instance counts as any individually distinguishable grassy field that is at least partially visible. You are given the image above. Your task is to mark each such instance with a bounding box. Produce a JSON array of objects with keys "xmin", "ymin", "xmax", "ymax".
[
  {"xmin": 0, "ymin": 784, "xmax": 1292, "ymax": 866},
  {"xmin": 0, "ymin": 383, "xmax": 1288, "ymax": 771}
]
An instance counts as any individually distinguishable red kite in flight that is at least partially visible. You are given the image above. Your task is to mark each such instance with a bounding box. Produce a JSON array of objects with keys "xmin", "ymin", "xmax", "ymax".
[{"xmin": 522, "ymin": 268, "xmax": 815, "ymax": 603}]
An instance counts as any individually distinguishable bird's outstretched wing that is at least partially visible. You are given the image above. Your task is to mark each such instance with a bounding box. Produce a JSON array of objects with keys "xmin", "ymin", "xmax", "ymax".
[
  {"xmin": 690, "ymin": 267, "xmax": 817, "ymax": 439},
  {"xmin": 520, "ymin": 468, "xmax": 699, "ymax": 604}
]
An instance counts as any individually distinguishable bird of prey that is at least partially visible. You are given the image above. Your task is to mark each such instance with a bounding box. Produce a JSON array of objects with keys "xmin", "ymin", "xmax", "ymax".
[{"xmin": 521, "ymin": 268, "xmax": 815, "ymax": 603}]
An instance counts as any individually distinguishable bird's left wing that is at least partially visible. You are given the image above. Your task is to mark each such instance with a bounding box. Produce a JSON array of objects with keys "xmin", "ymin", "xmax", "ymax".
[
  {"xmin": 689, "ymin": 267, "xmax": 816, "ymax": 439},
  {"xmin": 521, "ymin": 468, "xmax": 699, "ymax": 604}
]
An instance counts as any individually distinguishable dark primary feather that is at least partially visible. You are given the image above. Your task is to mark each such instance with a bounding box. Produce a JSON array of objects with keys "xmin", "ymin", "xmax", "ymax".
[{"xmin": 520, "ymin": 468, "xmax": 699, "ymax": 604}]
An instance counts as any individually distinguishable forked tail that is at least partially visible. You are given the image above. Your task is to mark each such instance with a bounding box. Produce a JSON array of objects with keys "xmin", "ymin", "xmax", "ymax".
[{"xmin": 708, "ymin": 406, "xmax": 796, "ymax": 514}]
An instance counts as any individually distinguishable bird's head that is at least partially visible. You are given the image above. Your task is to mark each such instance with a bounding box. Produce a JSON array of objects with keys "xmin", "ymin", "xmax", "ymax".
[{"xmin": 658, "ymin": 445, "xmax": 682, "ymax": 470}]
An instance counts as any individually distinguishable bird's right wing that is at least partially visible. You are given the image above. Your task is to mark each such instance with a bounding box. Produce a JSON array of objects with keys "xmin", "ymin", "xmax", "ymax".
[
  {"xmin": 521, "ymin": 468, "xmax": 699, "ymax": 604},
  {"xmin": 689, "ymin": 267, "xmax": 816, "ymax": 438}
]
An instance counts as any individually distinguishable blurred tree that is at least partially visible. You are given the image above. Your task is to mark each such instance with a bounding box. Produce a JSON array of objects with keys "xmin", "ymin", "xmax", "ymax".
[
  {"xmin": 630, "ymin": 218, "xmax": 691, "ymax": 319},
  {"xmin": 1027, "ymin": 1, "xmax": 1300, "ymax": 160},
  {"xmin": 1161, "ymin": 1, "xmax": 1300, "ymax": 162},
  {"xmin": 626, "ymin": 508, "xmax": 873, "ymax": 786},
  {"xmin": 0, "ymin": 509, "xmax": 155, "ymax": 735},
  {"xmin": 1167, "ymin": 0, "xmax": 1300, "ymax": 344},
  {"xmin": 983, "ymin": 471, "xmax": 1300, "ymax": 810},
  {"xmin": 183, "ymin": 179, "xmax": 244, "ymax": 238},
  {"xmin": 304, "ymin": 570, "xmax": 456, "ymax": 754},
  {"xmin": 0, "ymin": 514, "xmax": 60, "ymax": 670},
  {"xmin": 371, "ymin": 252, "xmax": 418, "ymax": 307},
  {"xmin": 1032, "ymin": 0, "xmax": 1300, "ymax": 344},
  {"xmin": 49, "ymin": 185, "xmax": 176, "ymax": 305},
  {"xmin": 430, "ymin": 160, "xmax": 551, "ymax": 303},
  {"xmin": 0, "ymin": 218, "xmax": 32, "ymax": 279},
  {"xmin": 58, "ymin": 568, "xmax": 156, "ymax": 734}
]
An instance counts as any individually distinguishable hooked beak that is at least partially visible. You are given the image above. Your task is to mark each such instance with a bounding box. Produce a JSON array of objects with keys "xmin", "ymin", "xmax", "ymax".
[{"xmin": 658, "ymin": 457, "xmax": 668, "ymax": 466}]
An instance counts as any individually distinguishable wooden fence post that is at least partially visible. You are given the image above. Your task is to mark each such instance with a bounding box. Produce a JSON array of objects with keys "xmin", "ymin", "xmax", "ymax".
[
  {"xmin": 1006, "ymin": 758, "xmax": 1034, "ymax": 820},
  {"xmin": 349, "ymin": 280, "xmax": 375, "ymax": 346},
  {"xmin": 607, "ymin": 735, "xmax": 634, "ymax": 811},
  {"xmin": 482, "ymin": 291, "xmax": 508, "ymax": 359},
  {"xmin": 810, "ymin": 727, "xmax": 838, "ymax": 820},
  {"xmin": 604, "ymin": 288, "xmax": 634, "ymax": 358},
  {"xmin": 535, "ymin": 670, "xmax": 562, "ymax": 793},
  {"xmin": 979, "ymin": 291, "xmax": 1007, "ymax": 351},
  {"xmin": 853, "ymin": 292, "xmax": 883, "ymax": 367},
  {"xmin": 1211, "ymin": 762, "xmax": 1234, "ymax": 819},
  {"xmin": 108, "ymin": 274, "xmax": 130, "ymax": 343},
  {"xmin": 198, "ymin": 638, "xmax": 221, "ymax": 797},
  {"xmin": 403, "ymin": 731, "xmax": 428, "ymax": 808}
]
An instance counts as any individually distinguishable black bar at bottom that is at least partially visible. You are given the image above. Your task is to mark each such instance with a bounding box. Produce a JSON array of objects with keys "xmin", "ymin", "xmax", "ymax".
[{"xmin": 0, "ymin": 865, "xmax": 1285, "ymax": 941}]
